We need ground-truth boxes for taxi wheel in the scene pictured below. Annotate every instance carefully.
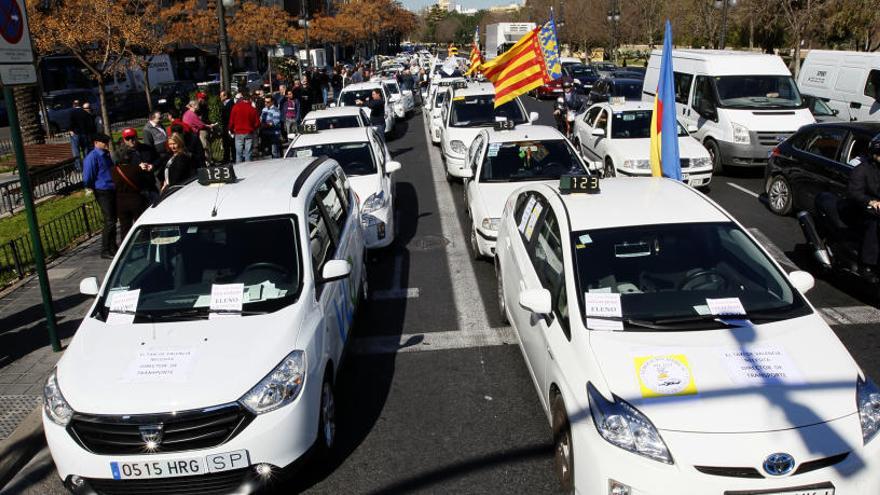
[552,394,575,493]
[470,226,483,260]
[603,158,616,178]
[496,261,509,324]
[767,175,792,216]
[317,373,337,457]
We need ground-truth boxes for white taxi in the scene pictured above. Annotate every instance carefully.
[440,82,537,181]
[286,127,400,249]
[299,106,369,131]
[463,123,591,259]
[496,176,880,494]
[335,82,395,136]
[45,159,367,493]
[573,101,713,187]
[381,79,414,119]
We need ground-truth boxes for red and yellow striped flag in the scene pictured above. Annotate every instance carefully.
[465,27,482,76]
[479,27,550,107]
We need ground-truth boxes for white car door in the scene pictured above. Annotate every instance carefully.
[464,134,485,209]
[370,131,394,212]
[589,108,610,158]
[505,191,551,407]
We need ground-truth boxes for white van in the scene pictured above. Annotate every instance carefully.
[798,50,880,122]
[643,50,815,172]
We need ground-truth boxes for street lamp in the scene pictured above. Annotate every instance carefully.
[606,1,620,65]
[713,0,737,49]
[298,0,310,80]
[217,0,234,94]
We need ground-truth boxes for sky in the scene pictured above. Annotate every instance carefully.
[400,0,519,12]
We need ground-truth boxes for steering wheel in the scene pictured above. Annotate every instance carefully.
[678,269,729,291]
[242,262,288,275]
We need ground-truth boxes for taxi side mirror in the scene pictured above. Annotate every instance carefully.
[432,108,441,119]
[591,128,606,137]
[529,111,540,124]
[79,276,99,296]
[460,167,473,179]
[385,161,402,174]
[287,133,297,140]
[329,103,337,108]
[319,260,351,284]
[519,288,552,315]
[687,124,699,133]
[788,270,815,294]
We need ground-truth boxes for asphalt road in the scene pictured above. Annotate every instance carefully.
[4,97,880,494]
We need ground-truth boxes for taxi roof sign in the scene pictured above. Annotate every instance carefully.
[494,119,515,131]
[610,96,626,106]
[297,123,318,134]
[197,165,237,185]
[559,174,600,195]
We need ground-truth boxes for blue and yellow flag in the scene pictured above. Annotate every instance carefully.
[649,20,682,180]
[537,17,562,81]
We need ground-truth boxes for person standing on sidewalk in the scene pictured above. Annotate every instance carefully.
[260,96,283,159]
[182,100,214,155]
[112,152,154,241]
[142,111,168,160]
[228,91,260,163]
[69,101,96,172]
[220,90,234,164]
[357,89,386,144]
[82,133,117,259]
[280,89,299,139]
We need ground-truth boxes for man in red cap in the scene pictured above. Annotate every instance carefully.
[114,127,159,198]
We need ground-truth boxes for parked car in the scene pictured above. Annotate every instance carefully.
[803,94,844,123]
[562,63,600,91]
[231,71,263,93]
[610,69,645,80]
[585,77,643,106]
[592,61,617,77]
[151,80,198,110]
[44,89,100,134]
[763,121,880,215]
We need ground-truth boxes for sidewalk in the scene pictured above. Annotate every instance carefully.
[0,234,109,441]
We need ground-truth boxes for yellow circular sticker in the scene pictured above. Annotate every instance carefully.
[635,354,698,398]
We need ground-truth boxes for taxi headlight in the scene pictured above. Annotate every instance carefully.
[691,156,712,169]
[858,376,880,445]
[240,351,306,414]
[481,217,500,232]
[44,370,74,426]
[450,140,467,155]
[588,382,673,464]
[362,191,387,214]
[623,159,651,170]
[732,122,750,144]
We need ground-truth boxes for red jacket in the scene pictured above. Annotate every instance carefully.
[228,101,260,135]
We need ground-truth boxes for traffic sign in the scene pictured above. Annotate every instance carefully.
[0,0,35,85]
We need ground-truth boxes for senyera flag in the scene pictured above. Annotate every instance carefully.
[649,20,682,180]
[479,17,562,108]
[465,26,482,76]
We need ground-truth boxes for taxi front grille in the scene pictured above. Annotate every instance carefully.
[68,403,254,455]
[84,468,251,495]
[755,131,794,147]
[695,451,849,479]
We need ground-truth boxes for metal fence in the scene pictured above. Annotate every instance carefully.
[0,200,102,284]
[0,162,83,215]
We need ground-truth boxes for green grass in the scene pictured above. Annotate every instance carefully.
[0,191,94,246]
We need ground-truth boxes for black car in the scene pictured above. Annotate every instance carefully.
[562,63,600,92]
[585,77,643,105]
[610,69,645,80]
[763,122,880,215]
[151,81,198,108]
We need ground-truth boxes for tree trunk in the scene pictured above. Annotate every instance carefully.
[13,85,45,145]
[793,37,801,78]
[142,58,153,115]
[96,79,113,150]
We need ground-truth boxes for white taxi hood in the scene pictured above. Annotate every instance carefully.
[721,108,815,132]
[589,313,859,433]
[445,126,483,150]
[57,307,306,415]
[611,137,709,161]
[348,173,381,205]
[476,180,556,220]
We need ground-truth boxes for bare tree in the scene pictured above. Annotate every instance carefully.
[778,0,823,76]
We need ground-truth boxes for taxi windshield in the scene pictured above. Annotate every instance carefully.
[480,140,586,182]
[714,75,803,109]
[309,116,361,130]
[98,217,300,322]
[384,82,400,95]
[339,90,374,106]
[612,111,687,139]
[287,142,376,176]
[450,96,527,127]
[571,222,810,329]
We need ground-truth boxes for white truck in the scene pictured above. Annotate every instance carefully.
[485,23,536,60]
[797,50,880,122]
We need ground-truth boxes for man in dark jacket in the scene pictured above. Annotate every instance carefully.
[69,101,97,171]
[220,90,234,163]
[357,89,386,143]
[847,133,880,281]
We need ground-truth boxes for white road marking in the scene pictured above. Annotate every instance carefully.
[727,182,760,198]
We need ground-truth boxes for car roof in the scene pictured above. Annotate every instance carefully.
[607,78,643,85]
[454,82,495,97]
[537,178,729,231]
[342,82,383,91]
[594,101,653,112]
[303,107,364,119]
[291,127,372,147]
[139,158,330,225]
[485,125,565,143]
[798,121,880,135]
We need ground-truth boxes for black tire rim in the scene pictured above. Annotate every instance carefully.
[604,160,615,178]
[768,177,790,213]
[321,380,336,449]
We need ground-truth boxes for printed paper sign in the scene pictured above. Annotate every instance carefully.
[518,197,537,233]
[122,347,196,383]
[524,203,543,240]
[634,354,698,398]
[106,289,140,325]
[585,293,623,331]
[706,297,746,316]
[210,283,244,316]
[719,346,804,386]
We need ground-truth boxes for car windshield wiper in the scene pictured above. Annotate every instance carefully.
[629,311,794,329]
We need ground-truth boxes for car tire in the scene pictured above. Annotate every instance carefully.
[445,167,455,183]
[470,225,483,260]
[552,394,575,494]
[604,158,616,178]
[705,138,724,174]
[767,174,793,216]
[316,372,337,458]
[496,260,509,324]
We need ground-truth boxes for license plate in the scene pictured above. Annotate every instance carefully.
[110,450,250,480]
[725,482,834,495]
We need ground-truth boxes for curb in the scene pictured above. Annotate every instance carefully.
[0,233,100,301]
[0,404,44,490]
